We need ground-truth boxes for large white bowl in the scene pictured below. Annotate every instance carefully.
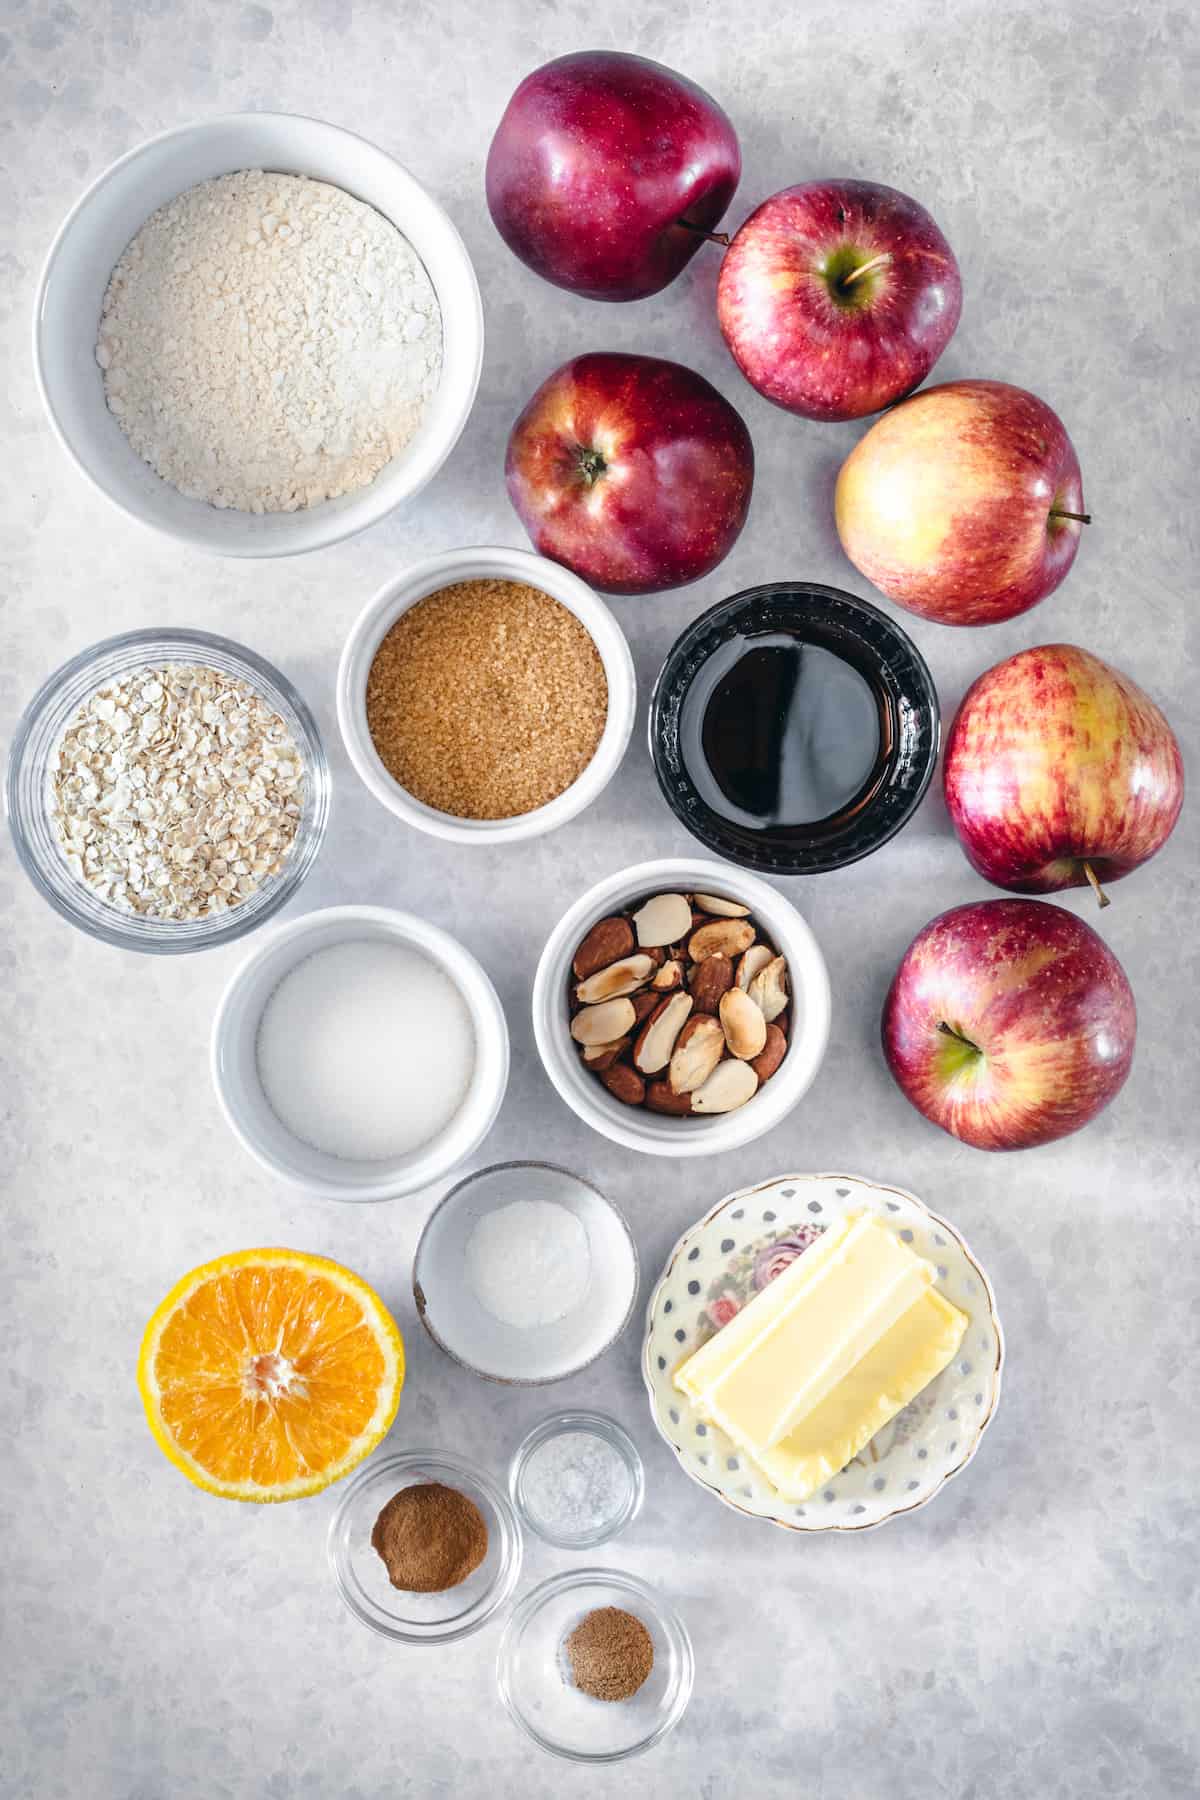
[532,859,831,1158]
[337,545,637,845]
[211,905,508,1201]
[33,113,483,557]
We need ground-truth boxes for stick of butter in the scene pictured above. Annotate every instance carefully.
[747,1287,968,1501]
[683,1214,936,1453]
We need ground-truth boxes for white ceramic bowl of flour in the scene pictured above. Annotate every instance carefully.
[211,905,508,1200]
[34,114,483,557]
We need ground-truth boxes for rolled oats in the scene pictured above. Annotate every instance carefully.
[50,663,304,921]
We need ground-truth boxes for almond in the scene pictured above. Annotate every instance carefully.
[633,991,693,1074]
[572,916,634,982]
[736,943,773,991]
[688,953,734,1014]
[774,1009,790,1038]
[668,1015,726,1094]
[693,893,751,918]
[692,1059,759,1114]
[601,1063,646,1107]
[574,953,655,1004]
[651,958,684,992]
[630,990,660,1024]
[748,954,789,1023]
[749,1023,787,1083]
[582,1038,628,1071]
[645,1080,694,1116]
[632,892,693,948]
[688,919,756,962]
[719,987,767,1060]
[571,997,637,1046]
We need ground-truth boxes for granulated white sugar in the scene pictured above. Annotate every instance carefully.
[465,1200,591,1329]
[96,169,442,513]
[255,941,474,1161]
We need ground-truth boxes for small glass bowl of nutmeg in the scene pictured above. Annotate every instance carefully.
[532,859,831,1158]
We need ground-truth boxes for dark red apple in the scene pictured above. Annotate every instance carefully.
[505,352,754,595]
[835,380,1087,624]
[944,645,1184,906]
[485,51,740,301]
[882,899,1136,1151]
[716,180,961,421]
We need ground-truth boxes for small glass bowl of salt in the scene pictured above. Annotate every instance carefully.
[509,1411,644,1550]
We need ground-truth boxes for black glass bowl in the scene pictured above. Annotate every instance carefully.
[649,582,939,875]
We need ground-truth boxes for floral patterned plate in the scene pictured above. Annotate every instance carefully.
[642,1173,1004,1533]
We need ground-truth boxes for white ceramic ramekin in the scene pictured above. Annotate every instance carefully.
[532,859,831,1158]
[33,113,483,557]
[337,545,637,845]
[211,905,509,1201]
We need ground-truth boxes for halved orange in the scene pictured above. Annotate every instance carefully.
[137,1249,404,1502]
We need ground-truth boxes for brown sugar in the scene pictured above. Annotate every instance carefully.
[370,1481,488,1592]
[564,1605,655,1702]
[365,578,608,820]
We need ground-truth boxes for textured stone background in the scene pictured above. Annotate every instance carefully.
[2,2,1197,1796]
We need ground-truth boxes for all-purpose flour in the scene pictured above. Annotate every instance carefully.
[96,170,442,513]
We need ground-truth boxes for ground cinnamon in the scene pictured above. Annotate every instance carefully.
[370,1481,488,1592]
[564,1605,654,1702]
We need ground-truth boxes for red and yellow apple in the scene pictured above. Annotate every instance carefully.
[881,898,1136,1151]
[505,352,754,594]
[944,645,1184,905]
[716,179,961,421]
[485,52,740,302]
[835,380,1087,624]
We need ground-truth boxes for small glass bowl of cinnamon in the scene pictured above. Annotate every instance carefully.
[327,1450,522,1645]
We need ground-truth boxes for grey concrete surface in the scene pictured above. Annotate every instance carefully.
[2,2,1197,1796]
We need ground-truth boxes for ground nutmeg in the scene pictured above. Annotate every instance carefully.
[370,1481,489,1592]
[564,1605,655,1702]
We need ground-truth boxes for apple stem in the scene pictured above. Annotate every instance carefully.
[937,1021,982,1056]
[1049,508,1092,525]
[1082,860,1111,908]
[840,252,893,289]
[676,218,732,247]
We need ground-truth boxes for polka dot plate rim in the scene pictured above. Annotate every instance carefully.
[641,1172,1004,1533]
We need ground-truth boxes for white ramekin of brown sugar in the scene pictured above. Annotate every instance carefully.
[336,545,636,845]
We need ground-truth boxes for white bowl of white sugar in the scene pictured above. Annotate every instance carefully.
[211,905,509,1201]
[34,114,483,557]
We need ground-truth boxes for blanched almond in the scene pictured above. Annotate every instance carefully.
[632,892,693,947]
[633,991,693,1074]
[601,1063,646,1106]
[736,943,773,991]
[571,997,637,1046]
[688,919,756,962]
[692,1059,759,1114]
[645,1080,694,1115]
[750,1024,787,1083]
[574,953,655,1004]
[668,1015,726,1094]
[748,954,789,1023]
[582,1038,627,1071]
[689,953,734,1014]
[651,958,684,992]
[573,916,634,981]
[719,987,767,1060]
[693,893,752,918]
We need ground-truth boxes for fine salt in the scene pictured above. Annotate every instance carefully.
[465,1200,590,1328]
[255,940,474,1161]
[521,1430,631,1540]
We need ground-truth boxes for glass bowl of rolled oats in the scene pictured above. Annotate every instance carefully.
[6,627,330,952]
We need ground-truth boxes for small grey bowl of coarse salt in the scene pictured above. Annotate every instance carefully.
[509,1412,645,1549]
[413,1163,639,1385]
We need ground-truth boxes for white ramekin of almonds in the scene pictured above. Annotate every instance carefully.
[532,860,831,1158]
[34,113,482,557]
